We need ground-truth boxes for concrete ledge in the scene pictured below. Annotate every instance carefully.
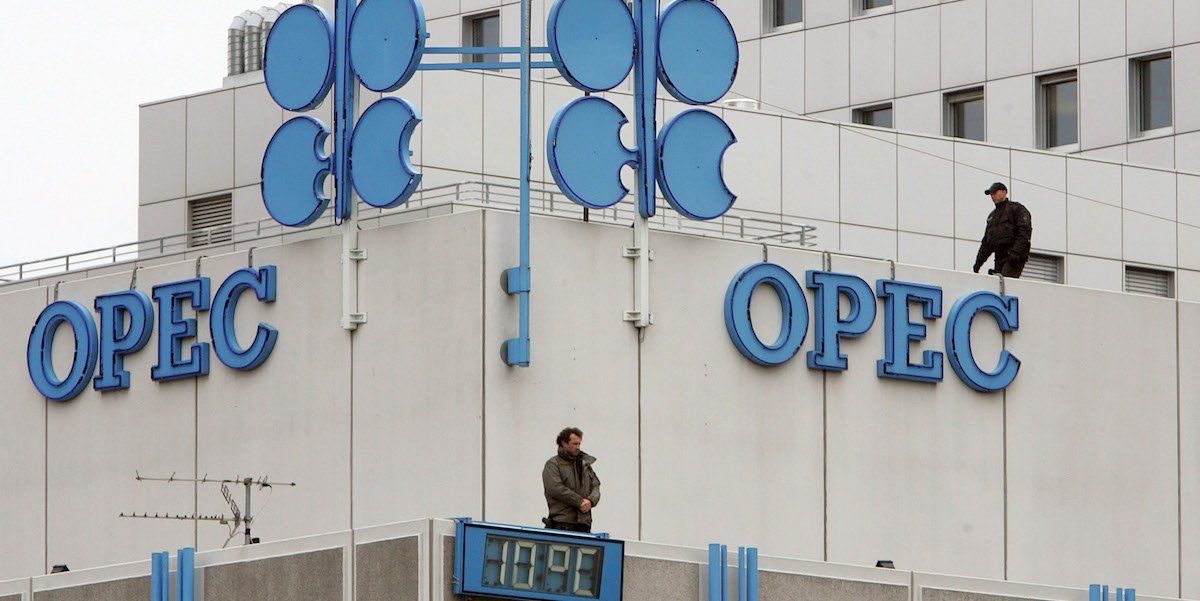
[203,548,342,601]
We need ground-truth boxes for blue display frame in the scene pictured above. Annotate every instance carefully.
[453,519,624,601]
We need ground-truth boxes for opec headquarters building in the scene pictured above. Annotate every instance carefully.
[6,2,1200,601]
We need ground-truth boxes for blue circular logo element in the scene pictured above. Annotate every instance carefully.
[656,109,736,220]
[724,263,809,367]
[264,4,336,112]
[657,0,738,105]
[546,96,638,209]
[261,116,333,227]
[350,98,423,208]
[547,0,636,92]
[349,0,427,92]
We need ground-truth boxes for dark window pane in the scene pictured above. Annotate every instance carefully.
[863,0,892,9]
[470,14,500,64]
[1139,57,1172,131]
[1045,79,1078,147]
[952,97,985,141]
[861,107,892,128]
[775,0,802,26]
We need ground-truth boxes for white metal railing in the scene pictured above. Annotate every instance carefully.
[0,182,817,287]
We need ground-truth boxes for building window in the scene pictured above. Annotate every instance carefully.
[1132,54,1172,133]
[862,0,892,10]
[1022,253,1064,284]
[771,0,803,28]
[853,104,892,128]
[188,196,233,248]
[1124,266,1173,298]
[464,12,500,65]
[1039,71,1078,149]
[945,88,985,141]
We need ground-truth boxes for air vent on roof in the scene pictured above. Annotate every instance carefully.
[188,196,234,248]
[1124,266,1173,298]
[227,4,291,76]
[1022,253,1063,284]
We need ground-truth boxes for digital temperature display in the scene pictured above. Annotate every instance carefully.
[453,520,624,601]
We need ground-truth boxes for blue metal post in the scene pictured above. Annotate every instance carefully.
[502,0,533,366]
[177,547,195,601]
[632,0,658,218]
[746,547,758,601]
[151,551,169,601]
[708,544,722,601]
[333,0,358,220]
[737,547,747,601]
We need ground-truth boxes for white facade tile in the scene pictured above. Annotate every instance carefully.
[953,142,1009,238]
[810,106,853,122]
[805,24,851,112]
[1178,269,1200,302]
[941,0,987,88]
[1065,254,1123,291]
[986,0,1032,79]
[1067,155,1122,207]
[1180,174,1200,227]
[807,0,850,28]
[1032,0,1080,72]
[734,40,763,101]
[1079,0,1126,62]
[233,84,282,189]
[955,237,981,271]
[840,127,897,229]
[1126,0,1173,54]
[895,6,941,96]
[1177,131,1200,174]
[1067,194,1122,259]
[898,231,955,269]
[1179,2,1200,46]
[483,75,545,183]
[761,31,806,115]
[139,100,186,204]
[1082,145,1129,162]
[1175,44,1200,134]
[850,14,896,105]
[1078,58,1128,150]
[894,91,943,135]
[897,133,955,236]
[1127,137,1177,170]
[422,71,483,174]
[1179,224,1200,271]
[1123,210,1177,266]
[231,185,269,226]
[840,224,897,259]
[1011,150,1067,253]
[896,0,940,11]
[985,75,1035,149]
[782,119,841,221]
[1123,165,1177,221]
[717,0,762,42]
[723,110,783,215]
[186,90,235,197]
[424,0,461,20]
[461,0,501,18]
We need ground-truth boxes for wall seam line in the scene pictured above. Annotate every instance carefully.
[481,210,487,521]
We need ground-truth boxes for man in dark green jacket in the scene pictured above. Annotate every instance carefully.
[542,427,601,533]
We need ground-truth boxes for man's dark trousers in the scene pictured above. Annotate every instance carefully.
[544,518,591,533]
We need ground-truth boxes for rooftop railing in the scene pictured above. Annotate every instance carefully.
[0,181,816,287]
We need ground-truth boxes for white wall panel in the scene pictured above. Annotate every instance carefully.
[841,224,897,259]
[384,73,424,166]
[1127,137,1176,170]
[1032,0,1079,72]
[139,100,187,205]
[1125,0,1173,55]
[1177,270,1200,302]
[1175,44,1200,134]
[231,185,269,226]
[1006,281,1179,597]
[825,259,1004,578]
[0,287,48,580]
[1082,145,1128,163]
[898,134,955,236]
[737,40,763,102]
[1079,0,1126,62]
[1066,194,1122,260]
[483,214,640,539]
[186,91,235,197]
[138,198,187,246]
[353,212,483,529]
[1123,165,1177,221]
[841,127,897,229]
[642,236,826,560]
[1123,211,1177,267]
[807,0,850,28]
[1181,302,1200,598]
[1079,58,1129,150]
[895,7,942,96]
[760,32,806,115]
[782,118,840,222]
[1179,173,1200,227]
[806,24,851,112]
[1065,254,1122,291]
[1179,224,1200,271]
[941,0,986,88]
[47,267,195,572]
[195,239,351,551]
[1011,151,1067,253]
[953,143,1009,239]
[894,91,943,135]
[423,71,484,175]
[424,0,460,22]
[717,0,761,42]
[725,110,783,215]
[896,0,939,11]
[986,0,1032,79]
[850,14,896,105]
[483,75,545,183]
[1177,131,1200,174]
[233,83,282,188]
[985,75,1035,149]
[897,231,955,269]
[1179,2,1200,46]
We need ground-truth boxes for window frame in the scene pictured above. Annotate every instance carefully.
[943,87,986,141]
[462,10,502,66]
[1036,70,1079,152]
[855,0,894,17]
[853,103,894,129]
[765,0,804,32]
[1129,52,1173,139]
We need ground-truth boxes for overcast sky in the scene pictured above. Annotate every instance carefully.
[0,2,259,267]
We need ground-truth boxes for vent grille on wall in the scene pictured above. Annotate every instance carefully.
[188,196,234,247]
[1022,253,1063,284]
[228,3,293,76]
[1124,266,1173,298]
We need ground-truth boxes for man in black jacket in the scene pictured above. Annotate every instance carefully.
[973,182,1033,278]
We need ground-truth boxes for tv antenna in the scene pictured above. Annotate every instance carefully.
[120,472,296,547]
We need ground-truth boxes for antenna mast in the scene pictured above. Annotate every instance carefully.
[120,472,296,547]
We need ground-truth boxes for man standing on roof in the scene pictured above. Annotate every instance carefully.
[542,427,601,533]
[973,182,1033,278]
